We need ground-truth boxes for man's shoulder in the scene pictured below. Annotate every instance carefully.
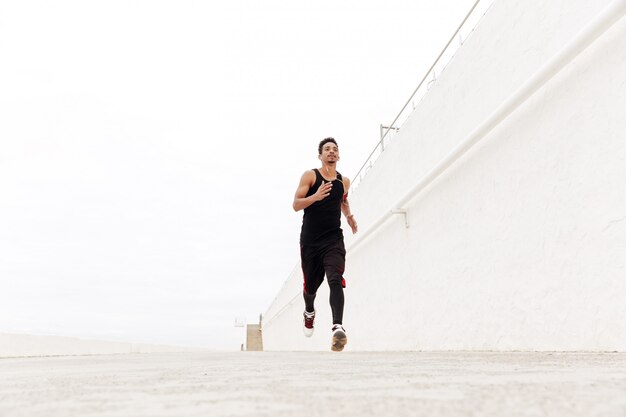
[301,169,317,178]
[300,169,317,185]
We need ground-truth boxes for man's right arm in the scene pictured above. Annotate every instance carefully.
[293,170,332,212]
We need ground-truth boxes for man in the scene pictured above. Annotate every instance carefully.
[292,137,358,352]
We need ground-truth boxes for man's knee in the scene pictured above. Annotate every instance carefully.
[327,275,344,289]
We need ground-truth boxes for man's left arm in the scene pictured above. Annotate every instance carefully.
[341,177,358,234]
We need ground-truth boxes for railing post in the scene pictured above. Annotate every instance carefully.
[391,209,410,228]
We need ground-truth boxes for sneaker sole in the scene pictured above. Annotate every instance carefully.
[331,331,347,352]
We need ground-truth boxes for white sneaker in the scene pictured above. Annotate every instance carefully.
[303,310,315,337]
[331,324,347,352]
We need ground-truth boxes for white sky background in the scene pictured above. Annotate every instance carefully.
[0,0,479,349]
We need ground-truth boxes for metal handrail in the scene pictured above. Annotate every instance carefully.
[347,0,626,254]
[351,0,484,191]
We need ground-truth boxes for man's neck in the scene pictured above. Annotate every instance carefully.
[320,163,337,178]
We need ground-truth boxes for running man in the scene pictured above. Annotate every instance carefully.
[292,137,358,351]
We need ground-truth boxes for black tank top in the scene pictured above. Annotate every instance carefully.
[300,169,344,246]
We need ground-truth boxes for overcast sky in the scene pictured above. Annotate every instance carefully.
[0,0,486,349]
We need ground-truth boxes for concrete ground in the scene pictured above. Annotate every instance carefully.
[1,352,625,417]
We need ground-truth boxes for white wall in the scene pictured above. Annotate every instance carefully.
[0,333,206,357]
[263,0,626,351]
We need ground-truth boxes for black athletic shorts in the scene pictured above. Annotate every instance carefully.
[300,239,346,295]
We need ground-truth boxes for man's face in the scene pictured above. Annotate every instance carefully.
[319,142,339,163]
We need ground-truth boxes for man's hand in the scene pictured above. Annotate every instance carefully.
[347,214,358,234]
[312,181,333,202]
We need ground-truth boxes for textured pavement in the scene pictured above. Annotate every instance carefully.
[1,351,626,417]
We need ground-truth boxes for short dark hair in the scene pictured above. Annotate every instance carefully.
[318,137,338,154]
